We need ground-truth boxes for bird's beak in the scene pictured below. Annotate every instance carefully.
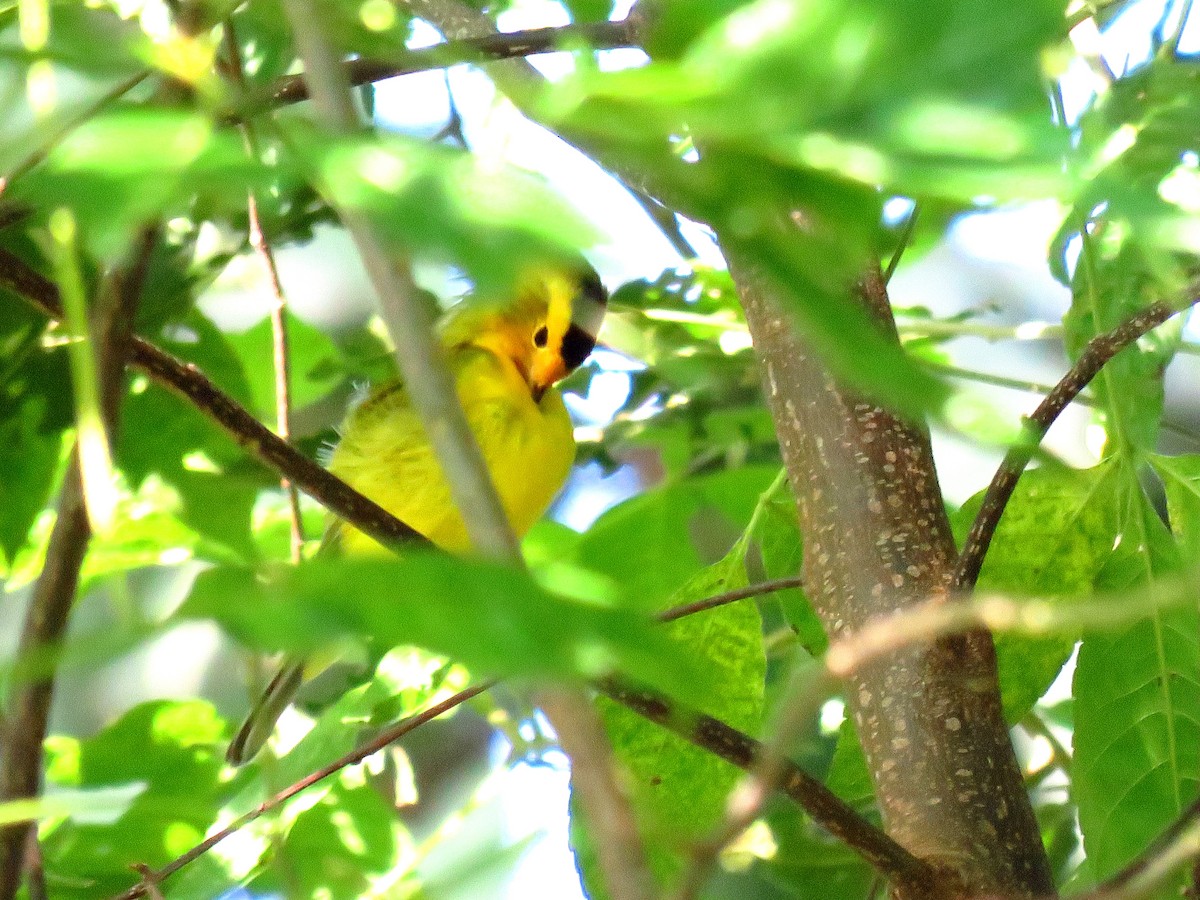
[530,356,567,403]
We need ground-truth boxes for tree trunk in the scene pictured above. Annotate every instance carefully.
[730,255,1056,897]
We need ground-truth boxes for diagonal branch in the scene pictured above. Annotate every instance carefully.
[0,247,429,551]
[952,295,1198,592]
[595,679,940,897]
[108,681,496,900]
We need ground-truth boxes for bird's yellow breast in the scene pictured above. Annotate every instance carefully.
[327,346,575,555]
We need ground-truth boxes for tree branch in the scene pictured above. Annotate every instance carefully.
[267,19,636,109]
[0,228,157,900]
[595,679,940,897]
[627,188,701,261]
[0,247,942,898]
[656,576,806,623]
[952,296,1197,592]
[734,258,1054,896]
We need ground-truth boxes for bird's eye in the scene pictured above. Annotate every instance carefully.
[533,325,549,348]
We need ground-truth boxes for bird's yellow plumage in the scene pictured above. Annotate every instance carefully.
[227,265,607,765]
[328,290,580,554]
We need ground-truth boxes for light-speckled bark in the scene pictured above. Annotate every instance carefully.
[730,256,1055,898]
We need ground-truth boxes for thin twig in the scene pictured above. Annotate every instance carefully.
[928,360,1200,448]
[1019,711,1071,775]
[432,71,467,147]
[0,229,157,900]
[952,295,1198,592]
[266,19,636,109]
[628,188,700,261]
[127,866,163,900]
[825,574,1200,680]
[109,681,495,900]
[656,576,806,623]
[224,20,306,562]
[883,203,919,285]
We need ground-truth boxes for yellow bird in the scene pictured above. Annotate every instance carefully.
[227,265,607,765]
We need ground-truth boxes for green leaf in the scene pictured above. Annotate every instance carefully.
[180,554,711,702]
[1072,475,1200,883]
[121,310,268,560]
[563,0,615,23]
[223,311,349,419]
[0,346,69,567]
[1153,454,1200,561]
[0,784,144,828]
[641,0,758,59]
[553,0,1066,202]
[11,110,255,244]
[1064,240,1186,458]
[816,718,878,858]
[536,0,1068,415]
[574,541,765,894]
[824,718,875,810]
[1054,55,1200,280]
[10,110,296,260]
[573,465,780,608]
[293,125,598,298]
[748,474,824,654]
[762,800,873,900]
[265,781,406,900]
[40,701,229,898]
[0,3,146,78]
[269,649,456,784]
[955,464,1124,721]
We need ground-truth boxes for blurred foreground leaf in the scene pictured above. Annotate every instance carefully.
[181,554,712,702]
